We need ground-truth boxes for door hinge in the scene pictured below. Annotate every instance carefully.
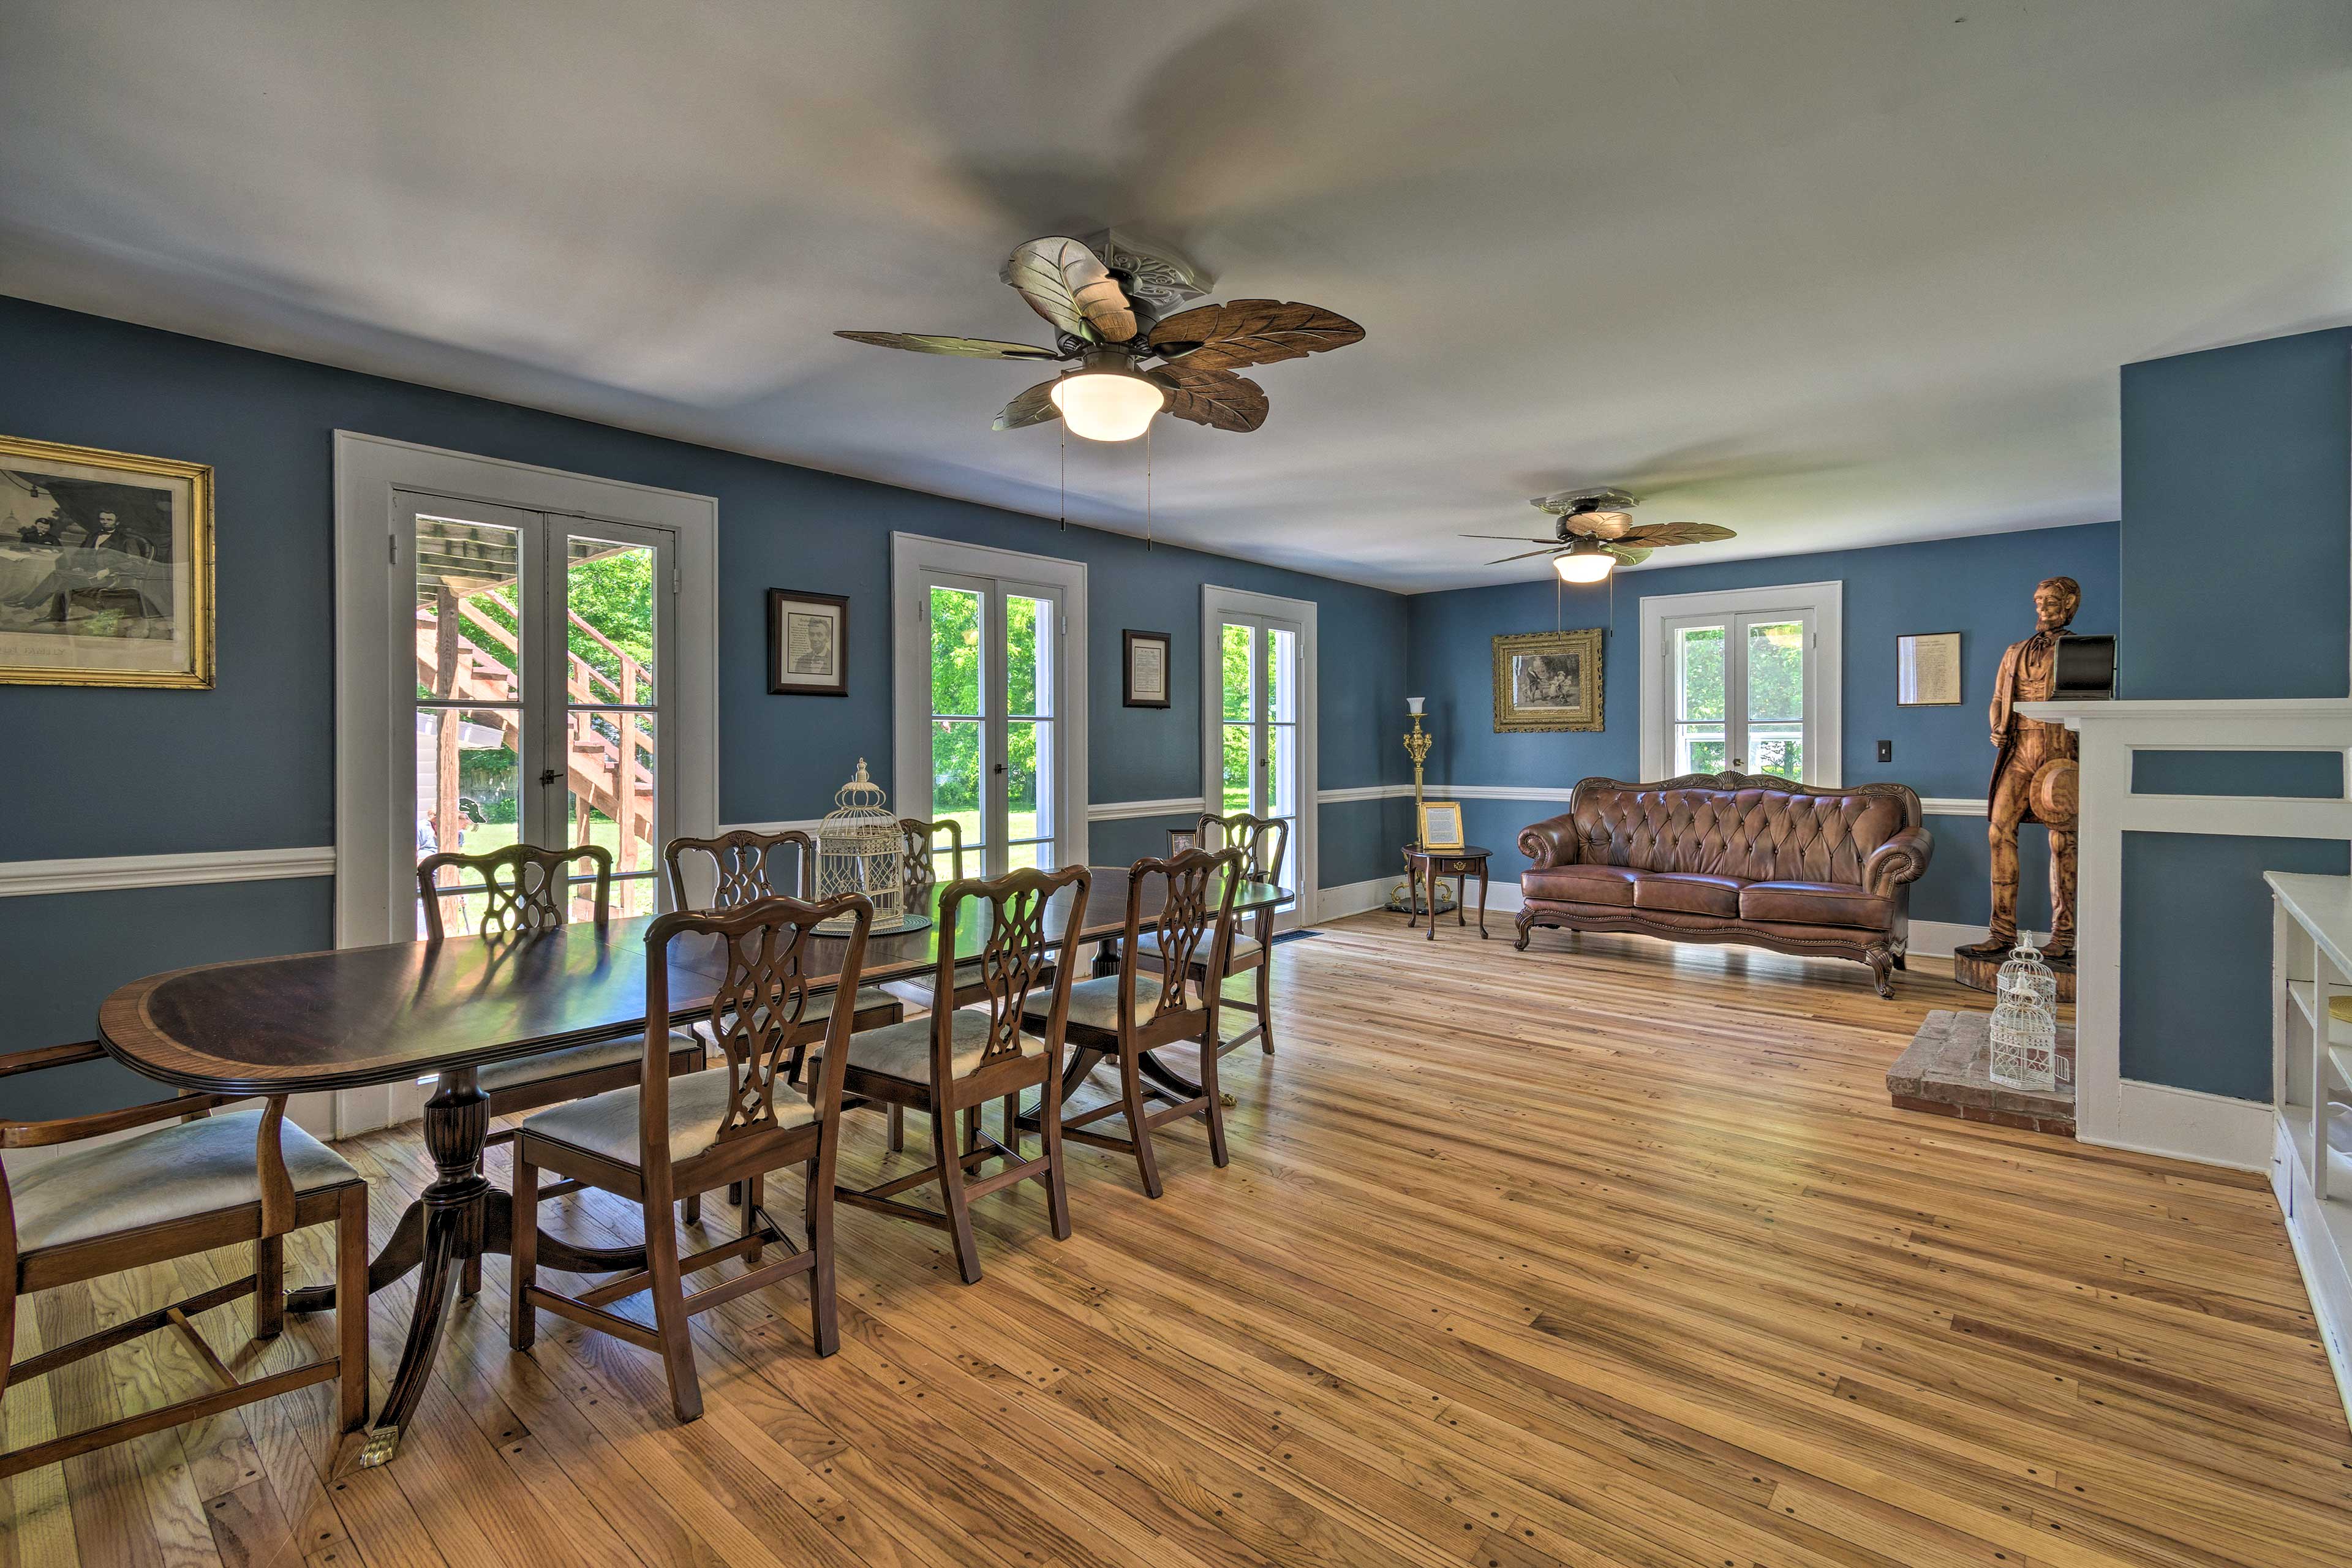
[389,533,398,565]
[673,567,680,594]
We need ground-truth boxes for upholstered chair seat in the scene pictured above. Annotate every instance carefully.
[9,1108,358,1253]
[816,1009,1035,1084]
[1132,930,1259,964]
[518,1066,810,1169]
[478,1029,704,1096]
[1028,972,1165,1036]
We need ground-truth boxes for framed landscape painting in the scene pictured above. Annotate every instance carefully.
[0,434,213,688]
[1493,628,1603,732]
[768,588,848,696]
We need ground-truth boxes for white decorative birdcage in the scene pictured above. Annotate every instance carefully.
[1988,937,2059,1091]
[813,759,908,933]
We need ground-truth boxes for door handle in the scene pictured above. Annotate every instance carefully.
[539,769,559,786]
[993,763,1006,775]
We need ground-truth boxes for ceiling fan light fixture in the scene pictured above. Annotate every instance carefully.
[1050,359,1166,442]
[1553,540,1614,584]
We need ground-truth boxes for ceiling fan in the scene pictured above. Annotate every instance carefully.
[835,233,1363,442]
[1466,488,1736,582]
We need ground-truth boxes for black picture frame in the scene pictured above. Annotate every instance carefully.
[1123,628,1172,709]
[768,589,849,697]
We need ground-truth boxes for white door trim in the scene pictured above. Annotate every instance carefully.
[1638,579,1843,785]
[888,532,1090,871]
[1200,584,1319,919]
[333,432,718,1135]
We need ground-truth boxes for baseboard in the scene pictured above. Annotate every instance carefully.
[1314,876,1395,922]
[2273,1112,2352,1434]
[2078,1078,2274,1172]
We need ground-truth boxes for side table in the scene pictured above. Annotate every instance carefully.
[1404,845,1491,941]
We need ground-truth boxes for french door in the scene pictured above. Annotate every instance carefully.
[892,536,1086,880]
[401,492,678,938]
[1661,608,1818,780]
[1202,587,1317,927]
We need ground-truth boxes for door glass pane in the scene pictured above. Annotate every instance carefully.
[1746,621,1804,722]
[1268,723,1298,818]
[417,708,521,865]
[563,712,657,875]
[1265,627,1297,724]
[1008,594,1051,717]
[606,876,660,919]
[567,535,657,706]
[1749,726,1803,778]
[1675,725,1727,775]
[931,587,982,717]
[932,717,982,851]
[1008,718,1053,843]
[415,516,521,703]
[1221,622,1253,720]
[1222,723,1253,814]
[1674,625,1724,722]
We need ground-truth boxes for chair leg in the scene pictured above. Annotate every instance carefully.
[336,1184,371,1432]
[962,1104,981,1158]
[643,1204,703,1424]
[254,1235,285,1340]
[931,1103,983,1284]
[744,1174,765,1265]
[888,1103,905,1153]
[1256,952,1276,1055]
[460,1250,483,1300]
[1118,1047,1164,1199]
[727,1181,744,1205]
[1041,1076,1071,1242]
[806,1151,839,1357]
[509,1145,539,1351]
[682,1193,701,1226]
[1002,1093,1021,1159]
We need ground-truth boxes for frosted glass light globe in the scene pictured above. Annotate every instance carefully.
[1050,369,1166,442]
[1553,547,1613,584]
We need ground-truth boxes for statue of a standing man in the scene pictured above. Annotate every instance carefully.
[1960,576,2079,962]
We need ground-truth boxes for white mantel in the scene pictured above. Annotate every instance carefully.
[2019,697,2352,1169]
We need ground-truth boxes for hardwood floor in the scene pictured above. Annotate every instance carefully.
[9,914,2351,1567]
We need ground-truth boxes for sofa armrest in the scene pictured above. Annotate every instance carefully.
[1518,812,1582,870]
[1863,825,1934,899]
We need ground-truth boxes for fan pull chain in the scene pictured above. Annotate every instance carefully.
[1058,428,1067,530]
[1145,422,1154,552]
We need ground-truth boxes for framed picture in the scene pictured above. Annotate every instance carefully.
[1167,826,1199,856]
[1897,631,1962,706]
[1493,628,1604,732]
[1123,628,1171,708]
[767,589,848,696]
[0,434,213,688]
[1418,799,1466,852]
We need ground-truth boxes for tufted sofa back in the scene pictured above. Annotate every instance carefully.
[1568,773,1918,888]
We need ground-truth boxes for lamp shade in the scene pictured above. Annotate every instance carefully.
[1553,543,1613,584]
[1050,366,1166,442]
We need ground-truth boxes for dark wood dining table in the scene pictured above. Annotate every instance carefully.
[96,865,1289,1468]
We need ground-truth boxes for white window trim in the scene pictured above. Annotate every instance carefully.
[332,432,719,1132]
[1200,584,1319,920]
[889,532,1090,870]
[1638,580,1842,785]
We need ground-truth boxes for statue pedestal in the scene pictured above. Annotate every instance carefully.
[1951,946,2075,1002]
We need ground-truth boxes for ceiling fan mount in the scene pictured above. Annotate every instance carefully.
[1461,488,1736,579]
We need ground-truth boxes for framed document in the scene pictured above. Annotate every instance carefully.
[768,589,849,696]
[1896,631,1961,706]
[1123,628,1171,708]
[1417,799,1466,852]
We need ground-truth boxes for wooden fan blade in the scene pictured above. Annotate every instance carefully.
[1148,300,1365,371]
[993,379,1062,431]
[1149,361,1268,432]
[1614,521,1736,548]
[1001,237,1134,342]
[835,331,1060,360]
[1486,547,1567,564]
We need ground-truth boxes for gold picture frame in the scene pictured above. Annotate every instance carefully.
[0,434,214,688]
[1417,799,1466,852]
[1493,628,1602,732]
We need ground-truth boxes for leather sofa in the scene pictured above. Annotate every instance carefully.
[1513,771,1933,997]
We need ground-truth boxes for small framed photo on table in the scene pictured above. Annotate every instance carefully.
[768,589,848,697]
[1896,631,1962,706]
[1123,628,1171,708]
[1417,800,1466,853]
[1167,826,1199,856]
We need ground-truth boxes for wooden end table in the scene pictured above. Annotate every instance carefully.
[1404,845,1491,940]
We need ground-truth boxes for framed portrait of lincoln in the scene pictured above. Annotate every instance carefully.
[0,434,214,688]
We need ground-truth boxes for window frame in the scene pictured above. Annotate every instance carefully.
[1638,580,1842,786]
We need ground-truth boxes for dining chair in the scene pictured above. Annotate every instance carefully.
[877,815,970,1151]
[1131,813,1287,1056]
[509,889,875,1424]
[1033,847,1242,1197]
[0,1043,369,1479]
[833,864,1088,1284]
[417,841,706,1295]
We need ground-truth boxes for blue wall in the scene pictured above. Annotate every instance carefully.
[0,295,1409,1110]
[1403,522,2120,927]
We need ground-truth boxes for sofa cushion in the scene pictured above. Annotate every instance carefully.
[1521,864,1639,907]
[1632,872,1745,918]
[1740,880,1894,930]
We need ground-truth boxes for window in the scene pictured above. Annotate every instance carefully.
[892,535,1088,875]
[1640,581,1841,785]
[1202,585,1317,924]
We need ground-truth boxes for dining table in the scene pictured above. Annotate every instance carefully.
[96,865,1290,1468]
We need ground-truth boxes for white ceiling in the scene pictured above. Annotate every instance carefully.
[4,1,2350,592]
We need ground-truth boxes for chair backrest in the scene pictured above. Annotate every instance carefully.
[929,864,1088,1079]
[663,828,815,911]
[1198,812,1289,886]
[640,892,873,1175]
[1124,848,1243,1036]
[417,842,611,938]
[898,817,966,907]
